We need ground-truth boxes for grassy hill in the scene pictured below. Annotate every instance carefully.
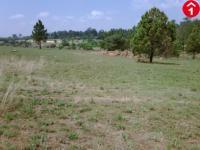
[0,46,199,149]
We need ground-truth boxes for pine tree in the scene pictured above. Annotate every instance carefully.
[131,8,176,63]
[32,20,48,49]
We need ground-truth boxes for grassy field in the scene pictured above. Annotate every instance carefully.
[0,46,199,150]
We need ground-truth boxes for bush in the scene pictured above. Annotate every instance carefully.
[71,43,76,49]
[100,34,128,51]
[46,43,56,48]
[172,40,182,57]
[79,42,93,50]
[58,44,64,50]
[61,39,70,47]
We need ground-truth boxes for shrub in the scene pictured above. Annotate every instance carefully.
[79,42,93,50]
[61,39,70,47]
[101,34,128,51]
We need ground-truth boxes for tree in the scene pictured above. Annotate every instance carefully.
[32,20,48,49]
[101,34,128,51]
[131,7,176,63]
[177,18,198,50]
[162,20,177,57]
[99,28,134,51]
[186,24,200,59]
[85,27,98,38]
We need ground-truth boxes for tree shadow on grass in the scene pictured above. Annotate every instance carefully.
[137,60,180,65]
[152,61,180,65]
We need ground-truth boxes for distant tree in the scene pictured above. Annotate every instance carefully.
[19,34,23,38]
[99,28,134,51]
[98,30,105,39]
[131,7,176,63]
[12,34,18,40]
[186,24,200,59]
[32,20,48,49]
[61,39,70,47]
[85,27,98,39]
[79,42,94,50]
[101,34,128,51]
[176,19,200,51]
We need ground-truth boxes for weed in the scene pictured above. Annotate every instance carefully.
[3,112,16,121]
[27,133,47,150]
[3,130,18,138]
[68,132,79,140]
[115,124,126,130]
[115,114,125,121]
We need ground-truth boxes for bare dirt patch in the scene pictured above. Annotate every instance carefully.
[98,50,133,58]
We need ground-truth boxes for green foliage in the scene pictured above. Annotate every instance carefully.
[68,132,78,140]
[48,27,97,39]
[78,39,98,50]
[71,42,76,49]
[85,27,98,39]
[185,24,200,59]
[99,28,134,51]
[32,20,48,49]
[101,34,129,51]
[172,40,182,57]
[58,39,70,49]
[58,44,64,50]
[3,113,16,121]
[79,42,93,50]
[131,7,176,63]
[176,18,200,50]
[61,39,70,47]
[4,142,17,150]
[3,130,18,138]
[27,133,47,150]
[115,114,125,121]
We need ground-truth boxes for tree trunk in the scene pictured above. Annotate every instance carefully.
[192,52,195,59]
[149,51,154,63]
[39,42,42,49]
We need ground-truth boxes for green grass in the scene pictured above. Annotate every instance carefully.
[68,132,79,140]
[0,46,199,149]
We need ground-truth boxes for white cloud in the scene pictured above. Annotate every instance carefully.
[159,0,182,9]
[79,17,87,23]
[52,15,75,23]
[9,14,25,20]
[66,16,74,20]
[105,16,112,21]
[52,15,60,21]
[38,12,50,18]
[131,0,182,10]
[91,10,104,17]
[87,10,112,20]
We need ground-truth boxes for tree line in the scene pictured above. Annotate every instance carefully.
[0,7,199,63]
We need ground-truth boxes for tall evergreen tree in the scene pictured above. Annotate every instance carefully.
[32,20,48,49]
[131,8,176,63]
[186,24,200,59]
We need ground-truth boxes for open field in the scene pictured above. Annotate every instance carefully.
[0,46,200,149]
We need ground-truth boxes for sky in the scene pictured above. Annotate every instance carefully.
[0,0,199,37]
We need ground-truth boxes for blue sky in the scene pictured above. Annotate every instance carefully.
[0,0,198,37]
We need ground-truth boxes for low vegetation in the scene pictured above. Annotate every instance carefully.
[0,46,199,149]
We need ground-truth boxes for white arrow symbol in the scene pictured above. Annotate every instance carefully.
[187,2,196,7]
[188,7,194,15]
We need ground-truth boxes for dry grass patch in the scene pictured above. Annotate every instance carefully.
[0,56,45,114]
